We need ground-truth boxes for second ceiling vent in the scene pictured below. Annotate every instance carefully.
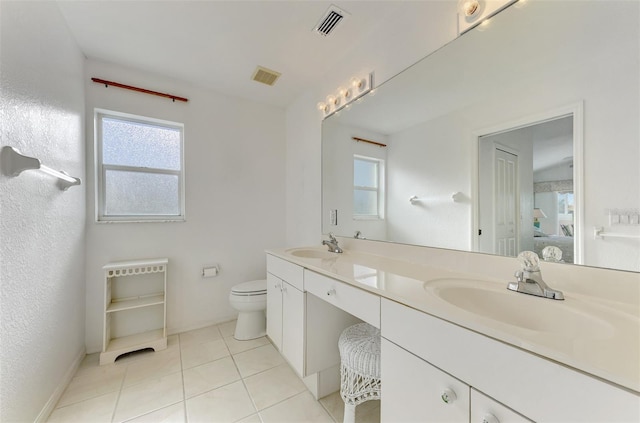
[314,5,349,37]
[251,66,281,86]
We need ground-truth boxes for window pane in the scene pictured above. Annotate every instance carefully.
[354,159,378,188]
[102,117,181,170]
[354,189,378,216]
[105,169,180,216]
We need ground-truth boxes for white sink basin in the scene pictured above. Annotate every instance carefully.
[287,248,341,260]
[424,278,614,338]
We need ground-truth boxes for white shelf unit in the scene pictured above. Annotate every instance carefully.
[100,258,168,365]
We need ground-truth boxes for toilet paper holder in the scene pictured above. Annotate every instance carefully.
[202,265,220,278]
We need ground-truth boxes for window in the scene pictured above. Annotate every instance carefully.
[353,155,384,219]
[557,192,574,216]
[95,110,185,222]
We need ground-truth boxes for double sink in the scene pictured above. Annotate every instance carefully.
[285,247,629,341]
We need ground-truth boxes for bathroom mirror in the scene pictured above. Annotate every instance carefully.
[322,0,639,272]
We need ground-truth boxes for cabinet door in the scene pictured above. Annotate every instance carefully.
[266,273,283,350]
[282,282,305,377]
[381,339,469,423]
[471,389,532,423]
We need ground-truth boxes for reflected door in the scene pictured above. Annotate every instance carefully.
[494,148,518,256]
[479,144,519,256]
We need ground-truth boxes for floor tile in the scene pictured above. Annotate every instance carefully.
[57,363,126,407]
[259,391,334,423]
[224,335,270,355]
[123,348,181,387]
[236,414,263,423]
[47,391,118,423]
[49,324,349,423]
[244,363,306,410]
[232,344,285,378]
[179,325,222,347]
[181,338,229,370]
[114,371,183,422]
[124,402,186,423]
[320,391,380,423]
[186,380,256,423]
[218,320,237,338]
[183,356,241,399]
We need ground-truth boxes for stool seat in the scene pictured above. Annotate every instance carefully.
[338,323,381,423]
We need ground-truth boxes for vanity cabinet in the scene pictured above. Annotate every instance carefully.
[382,338,531,423]
[381,338,470,422]
[381,298,639,422]
[100,258,168,365]
[266,255,305,377]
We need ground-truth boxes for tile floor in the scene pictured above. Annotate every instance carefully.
[47,321,380,423]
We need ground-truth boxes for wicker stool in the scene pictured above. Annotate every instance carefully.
[338,322,381,423]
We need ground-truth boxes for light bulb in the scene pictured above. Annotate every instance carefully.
[317,102,329,113]
[458,0,480,17]
[351,77,366,92]
[326,95,340,108]
[339,86,351,100]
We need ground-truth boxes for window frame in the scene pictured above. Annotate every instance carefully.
[353,154,385,220]
[95,109,186,223]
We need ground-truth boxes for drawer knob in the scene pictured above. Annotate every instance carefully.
[327,288,336,296]
[441,389,457,404]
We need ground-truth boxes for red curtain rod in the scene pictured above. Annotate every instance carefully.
[91,78,189,102]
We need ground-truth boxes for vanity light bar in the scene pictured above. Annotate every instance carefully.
[317,73,373,118]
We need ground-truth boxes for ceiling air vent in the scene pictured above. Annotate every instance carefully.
[314,5,349,37]
[251,66,281,86]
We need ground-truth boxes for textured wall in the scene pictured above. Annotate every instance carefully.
[0,2,86,421]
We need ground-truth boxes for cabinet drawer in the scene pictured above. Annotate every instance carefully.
[304,270,380,328]
[471,389,532,423]
[267,254,304,291]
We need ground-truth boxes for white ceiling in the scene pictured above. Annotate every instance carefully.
[56,0,450,108]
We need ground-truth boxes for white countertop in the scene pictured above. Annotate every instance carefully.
[266,247,640,394]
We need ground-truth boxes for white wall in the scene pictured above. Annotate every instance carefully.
[285,1,458,247]
[0,2,86,421]
[84,60,286,352]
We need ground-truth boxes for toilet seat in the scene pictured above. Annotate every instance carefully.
[231,279,267,296]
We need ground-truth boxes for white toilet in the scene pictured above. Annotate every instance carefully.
[229,279,267,340]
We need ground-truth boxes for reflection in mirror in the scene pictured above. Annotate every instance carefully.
[477,114,576,264]
[321,1,639,272]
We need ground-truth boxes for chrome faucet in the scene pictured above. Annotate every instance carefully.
[507,251,564,300]
[322,233,343,253]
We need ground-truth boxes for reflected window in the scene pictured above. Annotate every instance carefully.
[558,192,574,215]
[353,155,384,219]
[96,110,185,222]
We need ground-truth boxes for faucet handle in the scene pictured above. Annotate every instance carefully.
[514,270,524,283]
[517,251,540,272]
[328,232,337,242]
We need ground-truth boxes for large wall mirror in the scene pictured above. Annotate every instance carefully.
[322,1,639,272]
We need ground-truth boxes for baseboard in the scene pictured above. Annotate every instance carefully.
[167,315,237,336]
[35,346,86,423]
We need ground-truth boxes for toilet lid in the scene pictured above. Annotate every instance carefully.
[232,279,267,295]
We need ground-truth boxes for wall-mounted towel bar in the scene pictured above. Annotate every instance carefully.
[593,227,640,240]
[1,146,81,190]
[409,192,464,204]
